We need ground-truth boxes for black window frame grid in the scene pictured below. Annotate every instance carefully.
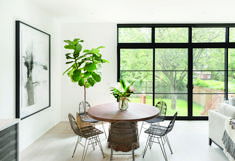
[117,24,235,120]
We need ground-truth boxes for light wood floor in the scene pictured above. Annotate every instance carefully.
[21,121,228,161]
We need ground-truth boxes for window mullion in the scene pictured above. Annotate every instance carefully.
[188,27,193,118]
[152,27,155,106]
[225,27,229,99]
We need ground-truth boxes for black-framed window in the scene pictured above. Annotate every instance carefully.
[117,24,235,120]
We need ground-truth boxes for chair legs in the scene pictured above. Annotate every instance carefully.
[143,135,151,158]
[72,136,104,161]
[72,136,81,158]
[81,139,88,161]
[143,134,173,161]
[158,137,168,161]
[102,122,107,139]
[96,136,105,158]
[140,122,144,135]
[165,135,173,154]
[149,135,154,149]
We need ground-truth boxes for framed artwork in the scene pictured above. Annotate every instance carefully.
[16,21,51,119]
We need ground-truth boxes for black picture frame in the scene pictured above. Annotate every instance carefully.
[16,20,51,119]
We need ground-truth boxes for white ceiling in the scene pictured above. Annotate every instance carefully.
[31,0,235,23]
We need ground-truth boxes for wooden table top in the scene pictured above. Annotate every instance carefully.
[88,102,159,122]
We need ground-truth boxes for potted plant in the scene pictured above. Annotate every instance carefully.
[63,38,109,112]
[110,79,135,111]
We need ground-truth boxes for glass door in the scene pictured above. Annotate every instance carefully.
[155,49,188,116]
[192,48,225,116]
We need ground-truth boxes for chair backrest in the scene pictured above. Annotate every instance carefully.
[79,101,91,115]
[76,112,91,128]
[165,112,178,135]
[108,121,138,145]
[68,113,83,136]
[155,101,167,120]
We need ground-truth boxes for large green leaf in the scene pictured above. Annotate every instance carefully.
[87,77,95,86]
[73,69,81,77]
[97,46,105,49]
[67,68,75,77]
[66,56,73,59]
[83,49,90,53]
[74,53,79,58]
[66,61,74,64]
[119,79,126,90]
[93,54,101,61]
[73,38,80,42]
[92,72,101,82]
[64,44,74,49]
[64,40,73,45]
[83,72,91,78]
[78,78,85,86]
[70,77,76,82]
[101,59,109,63]
[75,44,82,55]
[84,63,97,72]
[65,53,72,56]
[91,48,100,54]
[71,74,80,82]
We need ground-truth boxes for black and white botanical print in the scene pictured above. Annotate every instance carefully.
[16,21,50,119]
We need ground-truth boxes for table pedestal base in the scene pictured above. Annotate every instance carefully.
[108,122,139,152]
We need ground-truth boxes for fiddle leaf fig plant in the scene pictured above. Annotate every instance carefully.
[63,38,109,105]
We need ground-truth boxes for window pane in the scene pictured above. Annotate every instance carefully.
[229,71,235,93]
[193,71,225,93]
[155,71,187,93]
[192,28,225,42]
[120,49,153,70]
[193,48,225,70]
[155,28,188,43]
[129,94,153,105]
[155,94,187,116]
[120,71,152,93]
[228,49,235,70]
[155,49,188,70]
[119,28,151,43]
[193,94,224,116]
[229,28,235,42]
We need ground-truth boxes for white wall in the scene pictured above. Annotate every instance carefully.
[60,23,117,120]
[0,0,61,151]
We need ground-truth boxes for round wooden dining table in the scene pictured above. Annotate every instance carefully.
[88,102,159,152]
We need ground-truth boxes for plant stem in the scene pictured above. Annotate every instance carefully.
[121,99,125,109]
[84,85,86,113]
[121,97,126,109]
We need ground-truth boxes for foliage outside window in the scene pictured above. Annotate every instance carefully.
[118,25,235,118]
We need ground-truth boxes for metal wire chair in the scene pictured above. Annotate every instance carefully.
[108,121,138,161]
[78,101,107,138]
[140,101,167,134]
[143,112,177,161]
[68,113,105,161]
